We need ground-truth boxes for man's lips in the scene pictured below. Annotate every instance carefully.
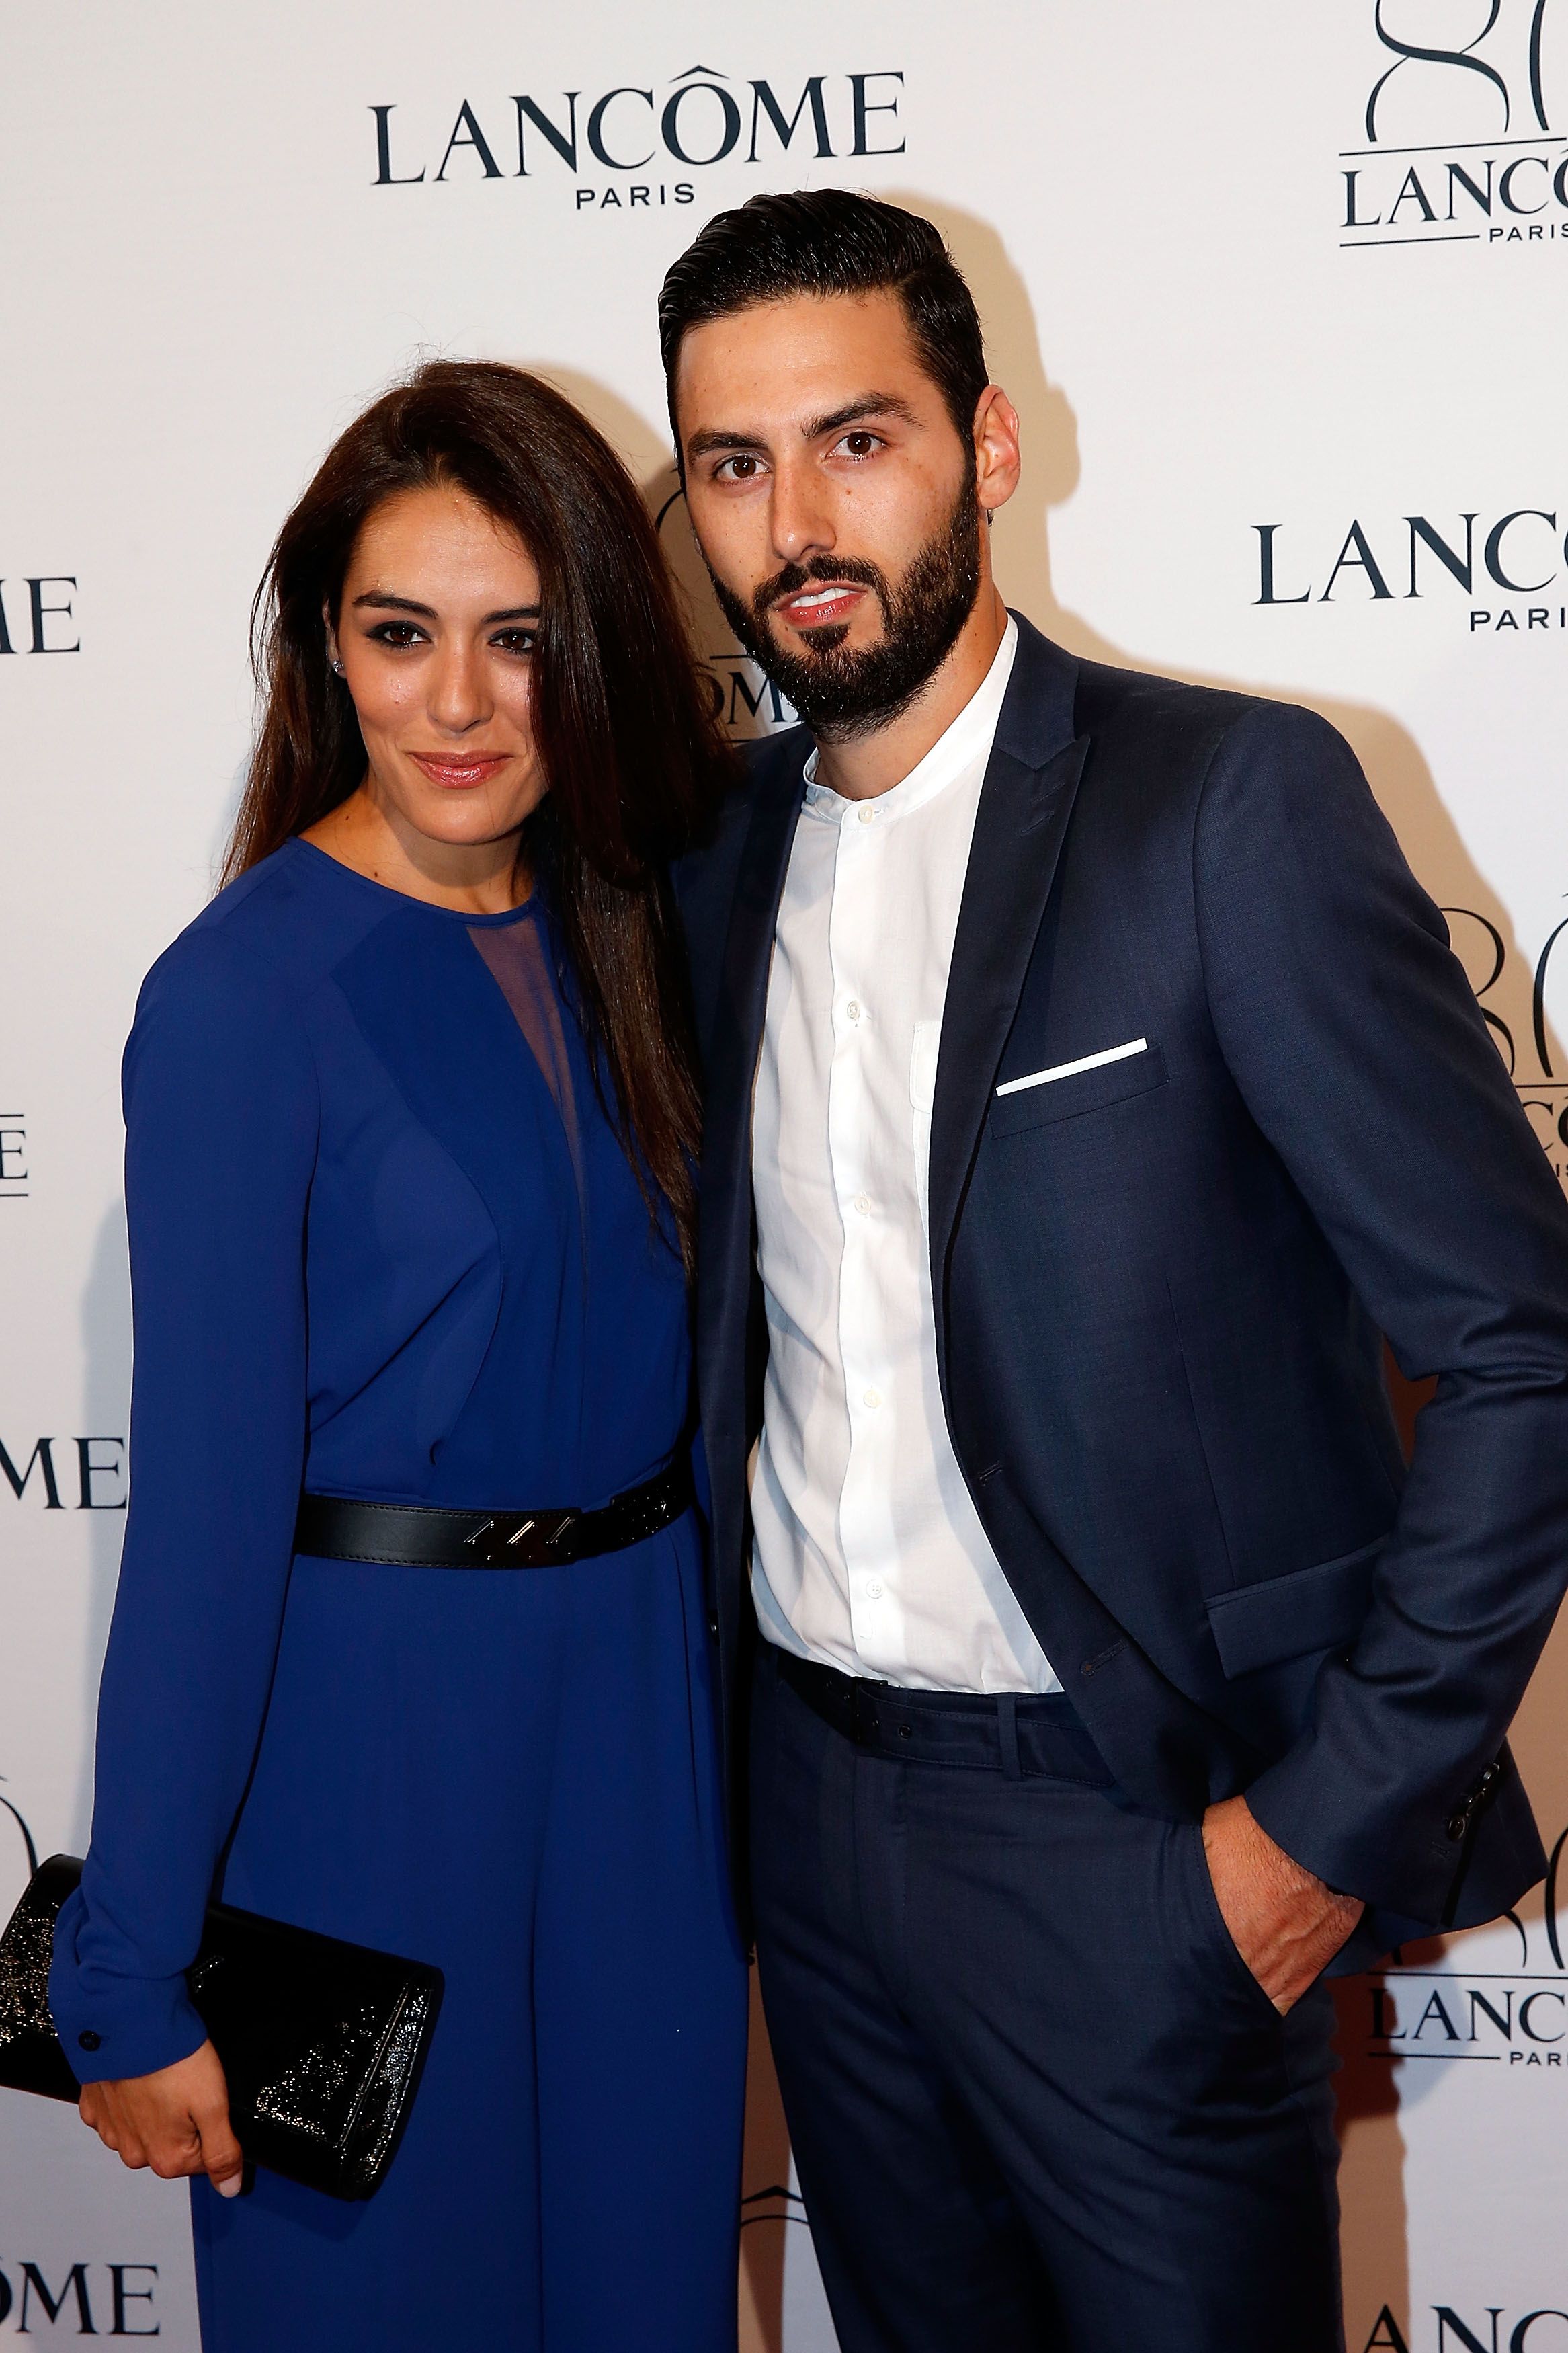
[775,582,866,631]
[407,752,511,788]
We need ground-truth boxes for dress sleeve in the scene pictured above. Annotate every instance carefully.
[50,927,318,2083]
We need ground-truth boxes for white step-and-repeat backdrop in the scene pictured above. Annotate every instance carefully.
[3,5,1566,2345]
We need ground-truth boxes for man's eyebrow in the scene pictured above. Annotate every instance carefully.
[685,428,769,461]
[801,393,919,440]
[350,592,541,624]
[684,393,921,465]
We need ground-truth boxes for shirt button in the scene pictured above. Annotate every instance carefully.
[845,1000,862,1023]
[863,1387,882,1410]
[853,1193,872,1215]
[858,805,876,825]
[77,2030,101,2052]
[866,1579,885,1601]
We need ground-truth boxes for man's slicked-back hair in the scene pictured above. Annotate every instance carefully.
[658,190,990,457]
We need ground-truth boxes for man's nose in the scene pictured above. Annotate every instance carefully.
[768,459,836,568]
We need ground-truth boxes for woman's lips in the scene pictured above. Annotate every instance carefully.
[407,753,511,788]
[776,583,865,630]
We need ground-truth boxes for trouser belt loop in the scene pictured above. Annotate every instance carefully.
[997,1693,1022,1782]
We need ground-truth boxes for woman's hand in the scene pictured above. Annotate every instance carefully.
[78,2040,243,2195]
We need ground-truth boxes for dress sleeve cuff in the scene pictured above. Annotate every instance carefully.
[48,1887,209,2087]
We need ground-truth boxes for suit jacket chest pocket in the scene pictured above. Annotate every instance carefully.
[989,1039,1167,1140]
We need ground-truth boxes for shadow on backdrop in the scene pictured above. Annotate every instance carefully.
[76,1202,134,1843]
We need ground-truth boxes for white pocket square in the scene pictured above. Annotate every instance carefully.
[995,1038,1149,1099]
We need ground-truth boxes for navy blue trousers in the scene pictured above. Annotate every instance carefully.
[751,1647,1344,2353]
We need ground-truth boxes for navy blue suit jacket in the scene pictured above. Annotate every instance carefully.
[674,615,1568,1957]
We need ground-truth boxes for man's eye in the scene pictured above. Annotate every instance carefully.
[837,432,882,459]
[716,454,761,482]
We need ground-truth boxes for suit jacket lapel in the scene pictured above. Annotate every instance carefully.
[927,621,1089,1365]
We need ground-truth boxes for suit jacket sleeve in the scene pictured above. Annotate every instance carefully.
[48,930,317,2082]
[1192,702,1568,1918]
[671,753,769,1076]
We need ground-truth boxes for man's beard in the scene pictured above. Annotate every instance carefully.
[706,467,984,743]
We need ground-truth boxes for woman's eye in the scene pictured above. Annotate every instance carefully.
[369,621,425,648]
[491,629,537,656]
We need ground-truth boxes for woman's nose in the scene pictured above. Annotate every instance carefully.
[428,643,491,733]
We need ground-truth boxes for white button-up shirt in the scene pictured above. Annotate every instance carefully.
[749,619,1061,1694]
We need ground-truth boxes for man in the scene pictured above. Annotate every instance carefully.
[661,190,1568,2351]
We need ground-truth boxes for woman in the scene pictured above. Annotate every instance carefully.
[48,361,746,2350]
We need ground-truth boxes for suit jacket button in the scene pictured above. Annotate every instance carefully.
[706,1616,719,1637]
[77,2030,101,2051]
[1446,1810,1470,1843]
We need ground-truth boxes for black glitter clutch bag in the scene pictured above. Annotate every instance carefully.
[0,1855,442,2200]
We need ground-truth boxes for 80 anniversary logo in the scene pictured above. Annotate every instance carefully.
[1444,905,1568,1195]
[1341,1,1568,250]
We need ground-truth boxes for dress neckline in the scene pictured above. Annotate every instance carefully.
[288,835,539,928]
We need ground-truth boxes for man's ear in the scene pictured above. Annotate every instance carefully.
[973,387,1022,519]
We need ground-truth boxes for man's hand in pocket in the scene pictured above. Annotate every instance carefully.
[1201,1794,1364,2012]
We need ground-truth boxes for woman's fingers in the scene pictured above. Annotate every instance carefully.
[78,2085,132,2161]
[192,2092,245,2198]
[179,2042,245,2194]
[74,2042,242,2189]
[146,2122,204,2179]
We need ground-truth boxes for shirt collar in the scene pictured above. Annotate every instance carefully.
[800,615,1019,826]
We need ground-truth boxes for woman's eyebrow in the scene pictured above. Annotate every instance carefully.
[350,592,542,623]
[351,590,436,616]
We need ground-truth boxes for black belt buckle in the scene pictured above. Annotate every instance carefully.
[460,1507,581,1568]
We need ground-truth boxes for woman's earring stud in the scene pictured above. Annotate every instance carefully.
[331,657,346,676]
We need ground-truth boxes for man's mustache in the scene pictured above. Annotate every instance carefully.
[752,554,889,623]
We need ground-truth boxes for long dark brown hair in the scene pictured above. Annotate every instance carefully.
[227,359,732,1273]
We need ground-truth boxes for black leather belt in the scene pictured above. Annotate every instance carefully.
[294,1455,692,1570]
[773,1647,1115,1786]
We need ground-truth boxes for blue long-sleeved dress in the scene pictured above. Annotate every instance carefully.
[50,838,747,2351]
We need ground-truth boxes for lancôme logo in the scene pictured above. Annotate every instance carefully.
[0,1773,39,1920]
[0,1109,25,1201]
[1358,2305,1568,2351]
[651,486,799,742]
[1249,504,1568,638]
[0,576,79,653]
[369,64,906,216]
[1359,1823,1568,2076]
[1339,1,1568,252]
[1,1435,126,1511]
